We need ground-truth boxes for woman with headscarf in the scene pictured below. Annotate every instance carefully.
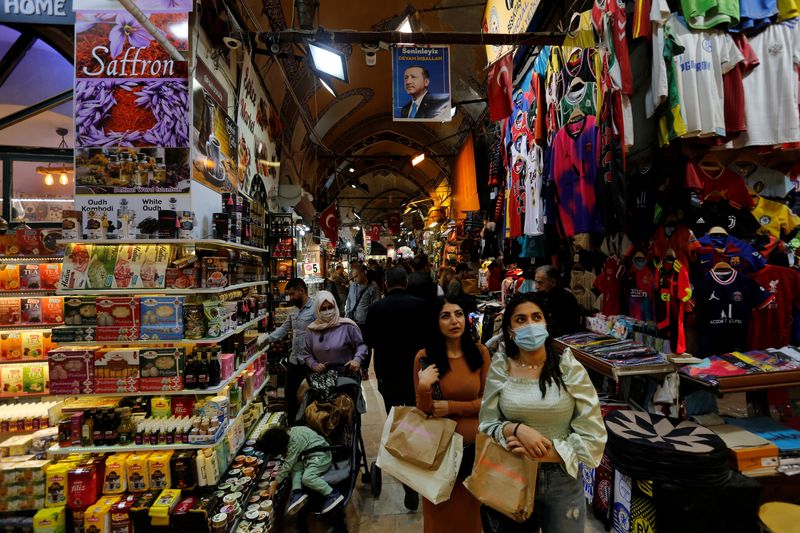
[300,291,367,374]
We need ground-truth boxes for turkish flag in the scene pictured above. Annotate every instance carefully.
[319,203,338,243]
[488,53,513,122]
[370,224,381,242]
[387,213,401,235]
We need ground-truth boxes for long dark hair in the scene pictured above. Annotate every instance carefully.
[502,292,564,397]
[424,295,484,377]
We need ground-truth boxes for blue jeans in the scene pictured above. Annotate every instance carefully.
[481,463,586,533]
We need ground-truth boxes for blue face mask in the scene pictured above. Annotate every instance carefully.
[512,323,549,351]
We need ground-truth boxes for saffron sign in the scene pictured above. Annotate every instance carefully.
[73,3,191,237]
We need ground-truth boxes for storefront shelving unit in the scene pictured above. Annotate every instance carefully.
[56,239,269,255]
[47,378,269,455]
[552,339,677,380]
[56,280,269,296]
[680,370,800,394]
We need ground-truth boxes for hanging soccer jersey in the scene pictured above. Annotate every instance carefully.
[628,260,657,321]
[752,196,800,238]
[735,0,779,31]
[594,255,624,316]
[696,233,767,272]
[747,265,800,349]
[730,164,794,199]
[655,258,692,354]
[685,162,755,209]
[507,135,527,238]
[668,15,744,138]
[778,0,800,19]
[680,0,741,29]
[592,0,634,95]
[693,269,773,355]
[649,223,701,266]
[656,22,689,146]
[734,19,800,148]
[550,115,603,236]
[524,145,545,236]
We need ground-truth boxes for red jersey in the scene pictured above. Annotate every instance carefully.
[592,0,633,95]
[723,34,760,136]
[649,224,701,266]
[685,163,755,210]
[594,255,624,315]
[633,0,653,40]
[747,265,800,350]
[655,259,692,354]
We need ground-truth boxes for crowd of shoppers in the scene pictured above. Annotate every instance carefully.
[265,255,606,531]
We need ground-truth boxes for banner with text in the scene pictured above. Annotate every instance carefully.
[482,0,541,65]
[73,4,191,236]
[392,45,451,122]
[0,0,75,24]
[237,53,278,197]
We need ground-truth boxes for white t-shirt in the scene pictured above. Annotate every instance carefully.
[524,144,545,236]
[648,0,673,117]
[668,14,743,137]
[733,19,800,147]
[730,163,794,198]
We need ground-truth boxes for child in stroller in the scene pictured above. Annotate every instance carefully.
[259,426,345,516]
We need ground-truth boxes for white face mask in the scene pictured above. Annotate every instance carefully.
[319,309,337,321]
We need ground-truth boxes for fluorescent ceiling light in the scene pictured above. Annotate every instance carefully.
[397,16,413,33]
[348,167,355,173]
[353,210,361,220]
[308,42,348,82]
[319,77,336,96]
[351,183,357,189]
[450,106,457,118]
[411,153,425,166]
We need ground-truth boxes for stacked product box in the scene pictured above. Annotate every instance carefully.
[48,347,98,395]
[140,297,184,341]
[96,297,140,342]
[94,348,139,393]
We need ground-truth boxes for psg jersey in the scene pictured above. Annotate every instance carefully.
[693,269,774,356]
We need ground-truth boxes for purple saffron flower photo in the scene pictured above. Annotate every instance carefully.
[109,14,154,58]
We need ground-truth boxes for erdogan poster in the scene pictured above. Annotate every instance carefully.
[392,45,451,122]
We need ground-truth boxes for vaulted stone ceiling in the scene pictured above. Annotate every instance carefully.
[233,0,492,225]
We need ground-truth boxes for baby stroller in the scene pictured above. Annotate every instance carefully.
[291,365,381,532]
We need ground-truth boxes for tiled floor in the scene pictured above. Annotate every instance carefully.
[288,372,606,532]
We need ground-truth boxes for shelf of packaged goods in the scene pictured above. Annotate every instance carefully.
[679,370,800,394]
[0,256,63,264]
[57,313,268,347]
[0,392,51,400]
[0,289,58,295]
[56,280,269,296]
[0,358,46,365]
[66,345,269,398]
[552,339,677,380]
[56,239,269,255]
[0,323,62,330]
[47,377,269,455]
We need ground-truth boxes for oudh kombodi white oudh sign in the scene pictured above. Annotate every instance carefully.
[72,0,192,238]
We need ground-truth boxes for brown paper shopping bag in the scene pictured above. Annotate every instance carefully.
[384,406,457,470]
[463,432,539,522]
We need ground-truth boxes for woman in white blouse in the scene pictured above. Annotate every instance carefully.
[479,291,607,532]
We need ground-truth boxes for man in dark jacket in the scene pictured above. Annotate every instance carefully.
[535,265,583,337]
[364,267,427,510]
[406,253,438,306]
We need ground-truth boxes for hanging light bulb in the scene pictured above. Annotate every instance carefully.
[59,173,69,185]
[44,173,54,186]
